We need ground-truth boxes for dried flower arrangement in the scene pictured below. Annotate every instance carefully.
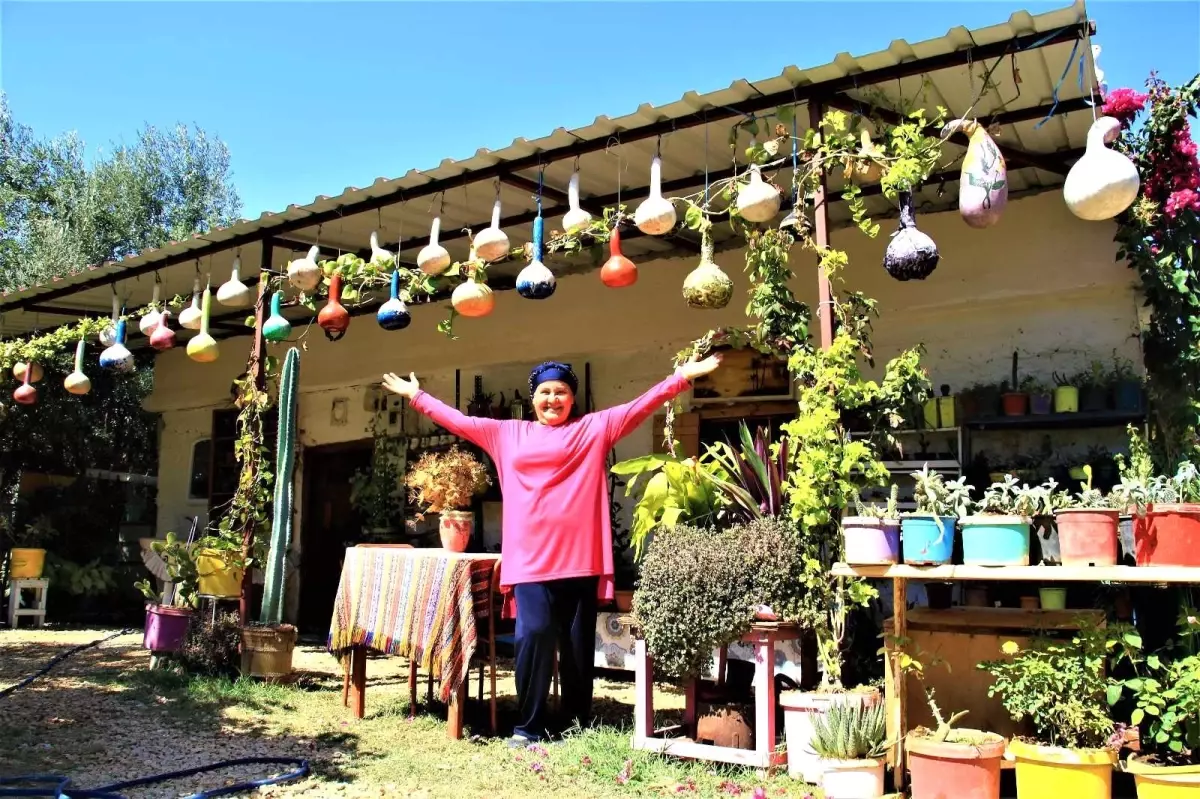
[404,446,491,518]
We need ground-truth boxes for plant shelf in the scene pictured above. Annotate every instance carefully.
[963,408,1144,431]
[832,563,1200,583]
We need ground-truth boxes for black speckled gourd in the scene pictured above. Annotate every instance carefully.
[883,191,940,281]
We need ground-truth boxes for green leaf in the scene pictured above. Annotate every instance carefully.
[1106,684,1124,705]
[1131,708,1145,725]
[776,105,794,125]
[1147,654,1162,670]
[684,205,704,231]
[1173,270,1190,293]
[1124,632,1143,648]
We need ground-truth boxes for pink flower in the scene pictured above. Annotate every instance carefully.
[1165,189,1200,219]
[529,761,544,774]
[719,781,743,796]
[753,789,768,799]
[1102,87,1148,125]
[579,756,592,766]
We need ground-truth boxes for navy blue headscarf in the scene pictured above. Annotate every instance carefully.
[528,361,578,396]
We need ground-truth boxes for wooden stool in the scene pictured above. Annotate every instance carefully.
[7,578,49,628]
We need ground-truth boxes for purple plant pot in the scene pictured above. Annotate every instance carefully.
[1030,393,1053,415]
[144,605,194,653]
[842,517,902,564]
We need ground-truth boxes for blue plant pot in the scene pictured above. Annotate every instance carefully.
[901,516,956,565]
[961,516,1031,565]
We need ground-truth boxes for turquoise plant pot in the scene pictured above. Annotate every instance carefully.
[960,516,1031,566]
[901,515,956,565]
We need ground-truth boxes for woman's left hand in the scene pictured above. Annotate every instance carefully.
[676,352,722,381]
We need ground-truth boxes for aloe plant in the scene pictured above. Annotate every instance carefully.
[810,699,889,760]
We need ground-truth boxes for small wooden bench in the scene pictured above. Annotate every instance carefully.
[7,578,49,628]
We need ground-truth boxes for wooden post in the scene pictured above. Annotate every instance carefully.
[350,645,367,719]
[892,577,909,790]
[808,101,834,351]
[239,242,272,624]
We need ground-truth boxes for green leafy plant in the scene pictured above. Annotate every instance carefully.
[0,514,58,549]
[911,467,972,518]
[972,475,1045,517]
[851,484,900,519]
[810,699,889,761]
[133,531,199,609]
[45,555,115,596]
[350,434,407,531]
[610,452,724,559]
[703,422,789,521]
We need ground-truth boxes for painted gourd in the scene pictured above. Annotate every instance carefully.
[13,368,36,405]
[287,245,322,292]
[99,293,119,346]
[263,291,292,342]
[452,277,495,318]
[99,320,135,372]
[634,155,676,235]
[12,361,44,383]
[942,118,1008,228]
[417,216,451,276]
[186,289,220,363]
[317,273,350,341]
[883,191,940,281]
[369,231,393,266]
[149,311,177,351]
[179,278,204,330]
[561,170,593,234]
[377,271,412,331]
[139,283,162,337]
[736,164,782,223]
[216,255,253,307]
[64,339,91,395]
[474,199,510,263]
[1064,116,1140,221]
[516,215,556,299]
[600,226,637,288]
[682,231,733,310]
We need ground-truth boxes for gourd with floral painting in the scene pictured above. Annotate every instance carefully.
[178,278,203,330]
[516,215,556,299]
[317,273,350,341]
[287,245,322,292]
[1063,116,1140,221]
[561,169,593,234]
[634,155,676,235]
[417,216,451,276]
[216,255,253,307]
[99,320,134,372]
[600,225,637,288]
[942,118,1008,228]
[185,289,219,363]
[13,367,36,405]
[376,270,412,331]
[474,199,510,263]
[682,229,733,309]
[263,291,292,342]
[735,164,782,223]
[64,339,91,395]
[139,283,162,336]
[149,311,177,351]
[12,362,43,383]
[883,191,940,281]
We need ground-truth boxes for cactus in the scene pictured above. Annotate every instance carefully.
[925,687,970,742]
[810,699,889,760]
[259,347,299,626]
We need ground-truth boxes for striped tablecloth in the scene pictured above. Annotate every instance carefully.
[327,547,499,702]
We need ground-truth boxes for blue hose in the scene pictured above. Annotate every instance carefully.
[0,629,134,700]
[0,757,310,797]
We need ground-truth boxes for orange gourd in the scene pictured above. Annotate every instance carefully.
[317,273,350,341]
[600,227,637,288]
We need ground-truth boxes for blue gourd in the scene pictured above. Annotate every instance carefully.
[377,270,412,330]
[263,291,292,342]
[516,216,556,300]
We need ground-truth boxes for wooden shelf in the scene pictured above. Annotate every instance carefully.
[963,409,1143,431]
[832,563,1200,583]
[901,607,1104,631]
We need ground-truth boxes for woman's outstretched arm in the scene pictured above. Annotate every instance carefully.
[382,372,504,456]
[596,354,722,445]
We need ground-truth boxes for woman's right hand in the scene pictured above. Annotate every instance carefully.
[382,372,420,399]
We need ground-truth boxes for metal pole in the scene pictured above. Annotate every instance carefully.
[809,102,834,351]
[240,241,272,624]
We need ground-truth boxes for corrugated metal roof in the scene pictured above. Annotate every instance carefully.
[0,0,1097,340]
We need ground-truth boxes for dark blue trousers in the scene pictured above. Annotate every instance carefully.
[512,576,598,740]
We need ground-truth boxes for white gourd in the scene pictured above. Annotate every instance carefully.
[417,216,451,275]
[216,255,253,308]
[287,245,322,291]
[1063,116,1140,221]
[634,155,676,235]
[561,170,593,234]
[99,293,119,346]
[369,231,393,266]
[473,199,510,263]
[139,283,162,336]
[736,164,782,223]
[178,277,204,330]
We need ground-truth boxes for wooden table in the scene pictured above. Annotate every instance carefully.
[328,546,500,739]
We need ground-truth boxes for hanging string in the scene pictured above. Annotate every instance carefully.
[1034,35,1082,129]
[791,108,800,206]
[537,165,544,216]
[703,114,710,206]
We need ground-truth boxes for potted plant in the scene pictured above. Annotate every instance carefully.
[193,531,246,598]
[1028,378,1054,416]
[1055,465,1120,567]
[1076,360,1111,413]
[923,383,957,429]
[903,466,972,565]
[809,698,889,799]
[1,514,58,579]
[1136,463,1200,568]
[1109,354,1144,412]
[979,620,1131,799]
[1001,352,1030,416]
[841,485,901,565]
[960,382,1000,421]
[1052,371,1080,413]
[904,672,1006,799]
[134,532,198,655]
[960,475,1043,566]
[405,445,491,552]
[350,434,407,537]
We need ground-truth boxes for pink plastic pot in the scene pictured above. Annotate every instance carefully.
[1056,508,1120,567]
[841,517,901,564]
[143,605,193,652]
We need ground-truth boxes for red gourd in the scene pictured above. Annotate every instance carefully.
[13,367,36,405]
[318,273,350,341]
[600,227,637,288]
[150,310,177,350]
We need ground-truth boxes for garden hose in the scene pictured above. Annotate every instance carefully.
[0,629,134,700]
[259,347,299,626]
[0,756,310,798]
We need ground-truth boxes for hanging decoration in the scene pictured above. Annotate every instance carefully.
[369,231,393,266]
[99,291,119,347]
[263,291,292,342]
[99,319,134,372]
[287,245,322,292]
[883,191,940,281]
[317,273,351,341]
[139,281,163,336]
[600,224,637,288]
[377,270,412,331]
[474,192,510,263]
[942,118,1008,228]
[682,228,733,310]
[634,148,677,235]
[186,288,219,363]
[417,206,451,275]
[179,277,203,330]
[149,311,177,351]
[64,339,91,395]
[847,129,885,185]
[216,255,253,307]
[561,167,593,234]
[516,172,556,299]
[1063,116,1141,221]
[13,366,37,405]
[13,361,43,383]
[780,112,804,232]
[736,163,782,223]
[451,245,495,318]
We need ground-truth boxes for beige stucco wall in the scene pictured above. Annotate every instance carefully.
[144,190,1142,621]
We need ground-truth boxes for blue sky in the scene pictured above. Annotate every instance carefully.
[3,1,1198,220]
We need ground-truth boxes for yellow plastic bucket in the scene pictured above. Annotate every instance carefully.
[1054,385,1080,413]
[923,396,957,429]
[1008,739,1115,799]
[1126,757,1200,799]
[9,548,46,579]
[195,548,244,597]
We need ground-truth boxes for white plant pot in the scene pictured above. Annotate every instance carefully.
[819,758,885,799]
[779,690,881,784]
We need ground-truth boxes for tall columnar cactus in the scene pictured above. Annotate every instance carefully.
[259,347,299,625]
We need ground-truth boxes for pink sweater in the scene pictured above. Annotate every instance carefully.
[409,373,691,601]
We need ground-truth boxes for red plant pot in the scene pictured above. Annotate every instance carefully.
[143,605,194,653]
[1137,503,1200,567]
[1056,509,1120,567]
[906,731,1006,799]
[1001,392,1029,416]
[439,510,473,553]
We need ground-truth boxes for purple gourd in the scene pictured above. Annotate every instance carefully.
[883,191,940,281]
[942,118,1008,228]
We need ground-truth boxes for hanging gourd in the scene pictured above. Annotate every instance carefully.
[1063,116,1140,221]
[561,169,593,234]
[600,225,637,288]
[64,339,91,395]
[417,215,451,275]
[736,164,782,223]
[516,215,556,299]
[287,245,322,292]
[149,311,177,351]
[452,250,496,319]
[474,197,510,263]
[634,154,677,235]
[682,229,733,310]
[12,361,43,383]
[942,118,1008,228]
[317,273,350,341]
[99,320,134,372]
[263,291,292,342]
[216,255,253,308]
[369,231,393,266]
[186,288,220,363]
[139,283,162,337]
[99,293,119,347]
[179,278,203,330]
[13,368,36,405]
[377,270,412,331]
[883,191,940,281]
[843,129,885,185]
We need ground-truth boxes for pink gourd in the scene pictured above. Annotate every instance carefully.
[150,311,177,350]
[13,367,36,405]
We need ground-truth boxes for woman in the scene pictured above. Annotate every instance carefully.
[382,353,720,743]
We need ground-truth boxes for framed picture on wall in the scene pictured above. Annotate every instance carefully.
[690,346,794,404]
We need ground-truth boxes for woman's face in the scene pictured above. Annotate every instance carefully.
[533,380,574,426]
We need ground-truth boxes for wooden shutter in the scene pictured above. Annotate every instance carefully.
[651,411,700,459]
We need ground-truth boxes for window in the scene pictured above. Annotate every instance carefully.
[188,439,212,501]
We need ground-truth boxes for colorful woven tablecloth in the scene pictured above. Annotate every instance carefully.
[327,547,499,702]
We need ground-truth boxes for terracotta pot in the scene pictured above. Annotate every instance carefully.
[1138,504,1200,567]
[1001,392,1029,416]
[964,587,989,607]
[1056,509,1119,567]
[906,730,1006,799]
[144,605,193,653]
[613,590,633,613]
[439,510,473,552]
[1020,596,1040,610]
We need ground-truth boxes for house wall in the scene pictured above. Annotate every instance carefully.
[143,191,1142,622]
